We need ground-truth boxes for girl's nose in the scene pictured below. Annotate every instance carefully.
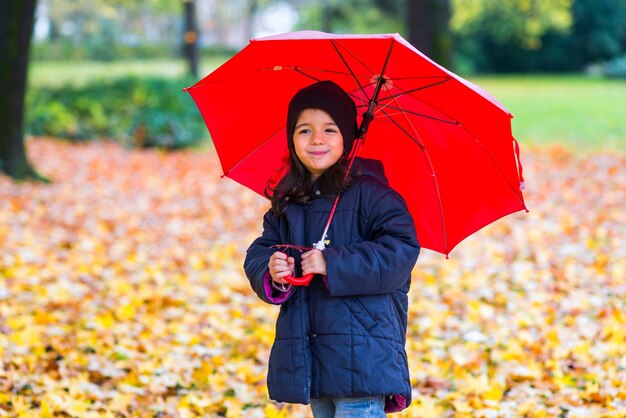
[311,130,324,144]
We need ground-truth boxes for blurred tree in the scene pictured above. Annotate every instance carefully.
[514,0,626,72]
[452,0,626,72]
[568,0,626,64]
[0,0,41,179]
[296,0,454,67]
[297,0,404,34]
[244,0,259,41]
[451,0,573,72]
[34,0,181,60]
[451,0,572,49]
[407,0,453,69]
[183,0,199,77]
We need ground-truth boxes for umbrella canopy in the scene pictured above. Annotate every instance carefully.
[185,31,527,256]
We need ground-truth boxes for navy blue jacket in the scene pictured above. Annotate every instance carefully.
[244,158,420,411]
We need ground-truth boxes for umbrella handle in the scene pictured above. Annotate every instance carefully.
[283,273,314,286]
[271,244,316,286]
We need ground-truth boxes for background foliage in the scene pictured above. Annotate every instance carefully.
[33,0,626,74]
[26,76,207,149]
[26,61,626,152]
[23,0,626,149]
[453,0,626,73]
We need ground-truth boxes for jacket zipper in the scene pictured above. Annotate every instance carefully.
[303,203,313,399]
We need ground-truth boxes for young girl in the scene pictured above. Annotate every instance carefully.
[244,81,420,417]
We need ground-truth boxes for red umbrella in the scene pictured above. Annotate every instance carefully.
[185,31,527,259]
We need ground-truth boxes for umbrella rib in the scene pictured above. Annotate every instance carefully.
[460,123,528,209]
[293,67,374,109]
[365,37,395,116]
[327,37,396,93]
[382,79,471,135]
[329,40,372,103]
[221,127,286,178]
[355,77,458,125]
[293,67,360,80]
[186,67,275,88]
[377,106,450,255]
[372,104,457,125]
[378,108,425,149]
[330,39,379,77]
[378,78,452,102]
[377,39,395,85]
[422,146,450,256]
[190,66,361,89]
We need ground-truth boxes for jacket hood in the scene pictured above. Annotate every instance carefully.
[350,157,388,185]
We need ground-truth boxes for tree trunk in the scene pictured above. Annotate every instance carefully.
[321,0,333,33]
[183,0,199,78]
[407,0,454,70]
[0,0,40,180]
[244,0,258,43]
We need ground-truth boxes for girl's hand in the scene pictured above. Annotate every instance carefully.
[268,251,295,284]
[301,249,327,276]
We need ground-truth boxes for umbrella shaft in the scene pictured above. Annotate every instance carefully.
[317,70,386,250]
[314,194,340,251]
[358,112,374,140]
[314,138,364,251]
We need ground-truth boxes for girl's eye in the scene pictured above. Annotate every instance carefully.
[325,128,338,134]
[297,128,311,135]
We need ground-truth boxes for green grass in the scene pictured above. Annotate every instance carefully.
[28,56,231,88]
[28,59,625,152]
[469,74,626,152]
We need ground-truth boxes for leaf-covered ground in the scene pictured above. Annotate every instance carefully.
[1,138,624,418]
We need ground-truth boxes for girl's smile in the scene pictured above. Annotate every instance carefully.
[293,108,344,181]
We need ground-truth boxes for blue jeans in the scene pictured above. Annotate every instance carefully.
[310,397,386,418]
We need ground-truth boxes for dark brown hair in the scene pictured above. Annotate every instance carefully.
[265,81,358,216]
[265,149,352,217]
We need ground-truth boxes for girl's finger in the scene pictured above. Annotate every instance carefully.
[271,251,288,261]
[301,250,312,259]
[272,259,288,267]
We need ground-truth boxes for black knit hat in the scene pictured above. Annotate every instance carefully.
[286,80,358,155]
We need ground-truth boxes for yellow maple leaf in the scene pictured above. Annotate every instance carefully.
[39,400,53,418]
[451,399,473,414]
[486,381,505,399]
[6,315,28,330]
[500,339,525,361]
[459,373,489,395]
[115,303,136,321]
[10,328,41,348]
[546,327,560,349]
[11,396,29,415]
[407,396,445,418]
[263,403,287,418]
[120,369,142,386]
[192,360,214,385]
[94,312,115,329]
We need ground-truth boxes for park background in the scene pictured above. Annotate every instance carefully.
[0,0,625,417]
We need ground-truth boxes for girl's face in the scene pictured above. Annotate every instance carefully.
[293,108,344,181]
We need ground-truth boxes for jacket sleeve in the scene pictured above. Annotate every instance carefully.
[323,189,420,297]
[244,210,295,305]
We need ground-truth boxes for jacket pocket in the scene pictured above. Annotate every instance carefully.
[342,296,401,341]
[343,297,378,334]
